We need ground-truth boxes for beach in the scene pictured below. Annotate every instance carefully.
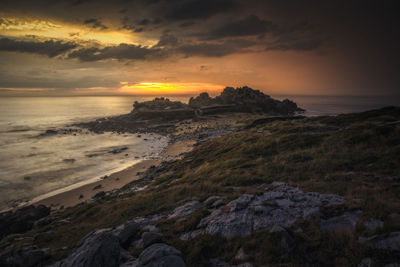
[34,140,196,209]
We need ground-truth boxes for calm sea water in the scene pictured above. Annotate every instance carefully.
[0,95,398,211]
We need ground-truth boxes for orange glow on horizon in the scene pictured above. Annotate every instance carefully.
[118,82,225,95]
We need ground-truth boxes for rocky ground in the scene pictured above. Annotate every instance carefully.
[1,106,400,266]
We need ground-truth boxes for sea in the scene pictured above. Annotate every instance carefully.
[0,94,399,211]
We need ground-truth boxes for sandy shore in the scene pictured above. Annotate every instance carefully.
[35,140,195,209]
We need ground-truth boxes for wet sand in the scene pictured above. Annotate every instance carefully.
[35,140,195,209]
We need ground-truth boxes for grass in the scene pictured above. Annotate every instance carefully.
[1,106,400,266]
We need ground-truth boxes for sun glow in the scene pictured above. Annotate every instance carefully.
[119,82,225,95]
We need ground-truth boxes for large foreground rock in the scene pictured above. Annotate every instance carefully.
[0,247,49,267]
[0,205,50,241]
[52,230,120,267]
[137,243,186,267]
[193,184,344,238]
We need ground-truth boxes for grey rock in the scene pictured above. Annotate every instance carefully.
[120,258,139,267]
[130,239,144,249]
[364,219,384,232]
[358,258,373,267]
[54,229,120,267]
[360,232,400,251]
[194,184,344,238]
[0,247,49,267]
[120,248,136,264]
[112,220,139,248]
[320,210,363,233]
[179,229,205,241]
[0,204,50,241]
[142,232,163,248]
[137,243,186,267]
[168,200,201,219]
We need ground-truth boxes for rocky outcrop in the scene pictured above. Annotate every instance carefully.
[189,87,303,115]
[133,97,188,112]
[76,86,303,134]
[181,184,344,239]
[51,230,121,267]
[49,216,186,267]
[0,205,50,241]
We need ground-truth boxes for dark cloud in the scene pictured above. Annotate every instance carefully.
[163,0,237,21]
[83,18,108,30]
[68,43,159,61]
[207,15,274,39]
[177,39,256,57]
[0,38,77,57]
[266,37,324,51]
[156,34,178,47]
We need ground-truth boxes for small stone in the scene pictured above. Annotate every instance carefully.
[93,184,103,190]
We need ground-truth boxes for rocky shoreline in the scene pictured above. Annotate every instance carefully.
[1,90,399,266]
[75,86,302,135]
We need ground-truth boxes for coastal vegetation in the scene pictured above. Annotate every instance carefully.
[1,105,399,266]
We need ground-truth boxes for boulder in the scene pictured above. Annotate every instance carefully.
[111,220,139,248]
[142,232,163,248]
[168,200,201,219]
[320,211,363,233]
[53,230,120,267]
[359,232,400,251]
[137,243,186,267]
[0,205,50,241]
[194,184,344,238]
[0,247,49,267]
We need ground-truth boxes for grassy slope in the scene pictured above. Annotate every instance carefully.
[2,107,400,266]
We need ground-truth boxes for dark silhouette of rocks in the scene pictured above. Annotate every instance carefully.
[189,86,303,115]
[76,86,303,135]
[0,205,50,241]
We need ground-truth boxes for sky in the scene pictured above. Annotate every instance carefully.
[0,0,399,96]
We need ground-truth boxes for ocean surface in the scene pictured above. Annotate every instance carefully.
[0,94,399,211]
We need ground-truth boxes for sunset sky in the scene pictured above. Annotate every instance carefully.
[0,0,399,96]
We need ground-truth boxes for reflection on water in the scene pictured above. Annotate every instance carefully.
[0,96,191,210]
